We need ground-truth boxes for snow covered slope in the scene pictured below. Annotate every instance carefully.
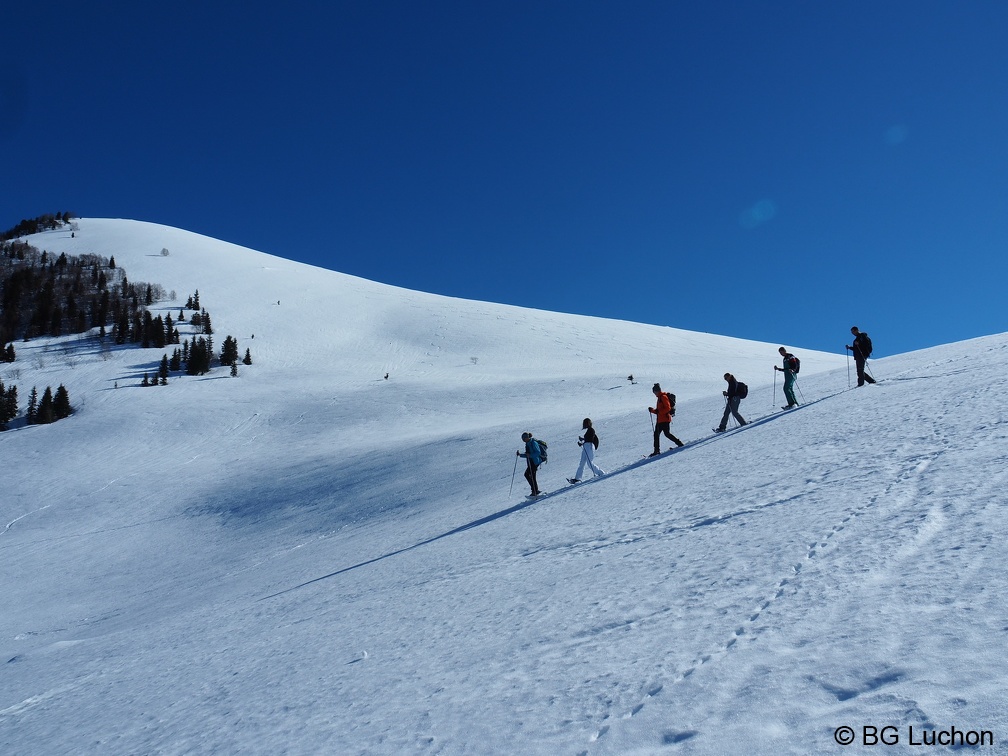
[2,219,1005,754]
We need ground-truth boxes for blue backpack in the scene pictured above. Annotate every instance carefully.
[534,439,548,463]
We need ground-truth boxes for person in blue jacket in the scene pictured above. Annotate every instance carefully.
[517,432,543,497]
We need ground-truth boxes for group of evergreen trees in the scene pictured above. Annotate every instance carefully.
[140,290,252,385]
[0,212,74,242]
[0,380,71,430]
[1,216,255,430]
[1,238,168,346]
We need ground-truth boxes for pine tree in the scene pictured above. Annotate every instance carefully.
[26,386,38,424]
[220,335,239,367]
[0,381,13,429]
[6,385,18,428]
[186,337,211,375]
[159,354,169,384]
[36,387,55,424]
[141,373,150,387]
[53,384,71,419]
[243,348,252,365]
[231,362,238,377]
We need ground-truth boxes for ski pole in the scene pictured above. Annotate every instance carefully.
[846,347,850,388]
[795,376,805,403]
[773,368,777,410]
[725,395,738,429]
[509,453,519,497]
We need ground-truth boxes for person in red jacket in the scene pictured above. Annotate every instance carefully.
[649,383,684,456]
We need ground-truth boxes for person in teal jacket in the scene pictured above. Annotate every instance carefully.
[775,347,800,409]
[517,432,543,497]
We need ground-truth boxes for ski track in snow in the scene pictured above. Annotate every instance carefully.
[580,442,950,750]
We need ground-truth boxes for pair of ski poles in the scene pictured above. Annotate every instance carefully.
[773,368,804,409]
[846,346,875,388]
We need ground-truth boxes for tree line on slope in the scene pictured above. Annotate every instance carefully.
[0,215,254,430]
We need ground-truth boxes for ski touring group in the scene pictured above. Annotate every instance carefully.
[513,326,877,499]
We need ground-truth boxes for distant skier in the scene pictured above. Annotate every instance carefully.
[517,432,543,497]
[846,326,876,386]
[568,418,605,484]
[649,383,684,456]
[775,347,800,409]
[715,373,748,432]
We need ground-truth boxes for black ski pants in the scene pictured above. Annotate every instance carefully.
[653,422,682,453]
[524,460,540,495]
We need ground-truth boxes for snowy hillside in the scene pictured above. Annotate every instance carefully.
[3,219,1006,754]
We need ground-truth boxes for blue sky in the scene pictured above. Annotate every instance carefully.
[3,1,1006,355]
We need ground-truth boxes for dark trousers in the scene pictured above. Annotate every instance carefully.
[718,396,746,431]
[524,460,540,495]
[855,357,876,386]
[653,422,682,452]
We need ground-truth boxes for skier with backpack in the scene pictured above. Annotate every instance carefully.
[649,383,684,456]
[517,431,545,497]
[568,418,605,484]
[715,373,748,432]
[774,347,800,409]
[846,326,876,386]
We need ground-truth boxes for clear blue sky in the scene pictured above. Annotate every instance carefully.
[3,1,1006,355]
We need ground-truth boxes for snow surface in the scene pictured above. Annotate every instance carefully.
[3,219,1006,754]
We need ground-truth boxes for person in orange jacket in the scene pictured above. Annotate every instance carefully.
[649,382,684,456]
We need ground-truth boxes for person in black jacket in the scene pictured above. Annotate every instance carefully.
[846,326,876,386]
[715,373,747,432]
[775,347,800,408]
[568,418,605,484]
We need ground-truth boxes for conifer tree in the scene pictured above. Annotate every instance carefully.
[243,348,252,365]
[0,381,13,429]
[220,336,239,367]
[26,386,38,424]
[159,354,170,384]
[186,337,211,375]
[53,384,71,419]
[36,387,55,424]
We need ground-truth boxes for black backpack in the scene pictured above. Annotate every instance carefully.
[736,382,748,399]
[859,334,873,358]
[665,392,676,417]
[786,354,800,374]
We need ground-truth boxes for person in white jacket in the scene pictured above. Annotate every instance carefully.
[568,418,605,484]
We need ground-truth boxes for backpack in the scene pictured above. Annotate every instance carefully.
[786,354,800,374]
[736,381,748,399]
[535,439,548,463]
[860,334,873,358]
[665,392,676,417]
